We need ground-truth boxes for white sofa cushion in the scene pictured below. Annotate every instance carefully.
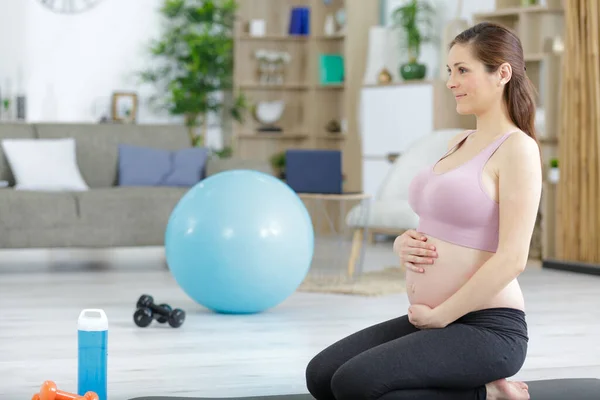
[1,137,89,191]
[377,129,464,201]
[346,200,419,230]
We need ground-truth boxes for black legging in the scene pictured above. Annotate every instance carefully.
[305,307,528,400]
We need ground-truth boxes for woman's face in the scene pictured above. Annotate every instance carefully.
[446,43,504,116]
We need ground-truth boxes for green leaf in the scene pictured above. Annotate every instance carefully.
[138,0,247,145]
[391,0,436,61]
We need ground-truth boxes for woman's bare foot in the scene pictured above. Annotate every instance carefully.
[485,378,530,400]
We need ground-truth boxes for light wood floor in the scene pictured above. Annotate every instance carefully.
[1,242,600,399]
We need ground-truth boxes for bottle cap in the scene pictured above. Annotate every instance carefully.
[77,309,108,332]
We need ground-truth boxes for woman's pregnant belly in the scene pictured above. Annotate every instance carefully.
[405,234,525,310]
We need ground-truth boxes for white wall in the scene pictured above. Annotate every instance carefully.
[0,0,174,123]
[0,0,227,148]
[29,0,176,124]
[0,1,28,105]
[385,0,495,23]
[384,0,495,79]
[32,1,158,123]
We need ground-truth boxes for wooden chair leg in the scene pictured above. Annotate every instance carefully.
[367,230,375,245]
[347,229,364,278]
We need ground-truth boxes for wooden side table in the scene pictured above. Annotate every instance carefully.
[298,192,372,278]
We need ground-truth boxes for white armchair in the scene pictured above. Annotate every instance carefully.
[346,129,465,241]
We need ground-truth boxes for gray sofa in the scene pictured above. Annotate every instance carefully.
[0,123,273,249]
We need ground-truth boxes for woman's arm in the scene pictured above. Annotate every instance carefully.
[434,132,543,326]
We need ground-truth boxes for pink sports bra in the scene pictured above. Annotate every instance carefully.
[408,130,516,252]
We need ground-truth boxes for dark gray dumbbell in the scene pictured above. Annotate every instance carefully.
[133,294,185,328]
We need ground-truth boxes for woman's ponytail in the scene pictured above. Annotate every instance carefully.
[505,74,539,143]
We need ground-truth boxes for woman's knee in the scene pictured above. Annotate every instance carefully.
[305,352,337,399]
[498,338,528,378]
[330,358,377,400]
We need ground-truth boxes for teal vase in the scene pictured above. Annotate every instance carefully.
[400,61,427,80]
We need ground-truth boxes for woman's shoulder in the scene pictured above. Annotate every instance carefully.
[499,130,541,166]
[503,130,539,154]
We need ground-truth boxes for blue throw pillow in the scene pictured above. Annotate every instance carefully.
[118,144,209,187]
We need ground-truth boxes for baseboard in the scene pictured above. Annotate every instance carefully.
[542,258,600,276]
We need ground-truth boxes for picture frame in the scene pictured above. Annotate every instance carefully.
[111,92,138,123]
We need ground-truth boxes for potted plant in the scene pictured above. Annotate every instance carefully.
[391,0,435,81]
[213,145,233,159]
[269,151,286,179]
[138,0,248,147]
[548,158,559,183]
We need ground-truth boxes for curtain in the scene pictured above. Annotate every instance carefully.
[557,0,600,263]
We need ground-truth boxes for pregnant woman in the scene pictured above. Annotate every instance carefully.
[305,22,542,400]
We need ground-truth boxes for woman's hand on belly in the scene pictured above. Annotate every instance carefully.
[405,235,496,308]
[407,304,449,329]
[393,230,438,273]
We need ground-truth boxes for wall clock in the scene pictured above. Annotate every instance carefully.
[36,0,104,14]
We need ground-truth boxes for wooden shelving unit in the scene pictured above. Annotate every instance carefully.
[474,0,564,259]
[232,0,379,195]
[231,0,379,236]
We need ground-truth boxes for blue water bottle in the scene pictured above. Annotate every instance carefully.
[78,309,108,400]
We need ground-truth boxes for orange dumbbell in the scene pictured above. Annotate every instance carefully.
[32,381,98,400]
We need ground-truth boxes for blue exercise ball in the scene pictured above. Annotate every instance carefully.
[165,170,315,314]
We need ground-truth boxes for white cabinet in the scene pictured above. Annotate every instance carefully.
[359,82,434,197]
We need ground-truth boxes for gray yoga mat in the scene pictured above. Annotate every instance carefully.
[129,378,600,400]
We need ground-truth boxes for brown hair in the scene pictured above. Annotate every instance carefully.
[450,22,538,144]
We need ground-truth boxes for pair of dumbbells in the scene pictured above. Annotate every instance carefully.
[32,380,98,400]
[133,294,185,328]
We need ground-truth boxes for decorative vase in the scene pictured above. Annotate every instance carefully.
[253,100,285,132]
[400,61,427,80]
[324,14,336,36]
[377,68,393,84]
[363,26,401,85]
[548,167,560,183]
[325,119,341,133]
